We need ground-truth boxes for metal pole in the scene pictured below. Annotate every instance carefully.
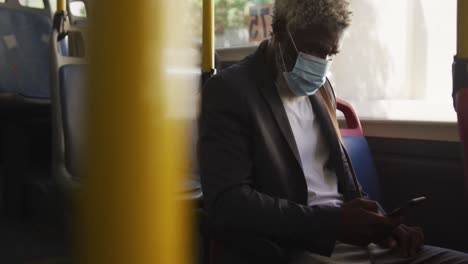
[57,0,66,12]
[83,0,193,263]
[202,0,216,83]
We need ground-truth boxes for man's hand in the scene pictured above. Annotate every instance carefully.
[338,198,395,246]
[383,225,424,258]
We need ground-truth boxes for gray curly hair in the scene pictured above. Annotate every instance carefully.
[272,0,352,33]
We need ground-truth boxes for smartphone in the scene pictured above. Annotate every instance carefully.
[387,196,427,218]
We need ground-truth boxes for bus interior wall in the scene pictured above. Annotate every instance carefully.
[368,137,468,252]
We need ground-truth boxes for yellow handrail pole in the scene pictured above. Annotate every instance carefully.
[57,0,65,12]
[82,0,192,263]
[202,0,215,81]
[458,0,468,59]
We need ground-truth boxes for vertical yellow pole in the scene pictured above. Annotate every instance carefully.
[202,0,215,75]
[57,0,65,12]
[458,0,468,59]
[83,0,193,263]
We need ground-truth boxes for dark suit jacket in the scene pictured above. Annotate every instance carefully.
[198,40,363,263]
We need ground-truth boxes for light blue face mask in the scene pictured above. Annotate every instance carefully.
[279,30,331,96]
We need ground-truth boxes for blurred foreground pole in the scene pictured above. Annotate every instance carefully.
[454,0,468,198]
[57,0,65,12]
[202,0,216,83]
[83,0,193,263]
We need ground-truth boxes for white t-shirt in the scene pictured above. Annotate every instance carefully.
[279,89,343,207]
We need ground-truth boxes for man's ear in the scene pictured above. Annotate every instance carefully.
[272,31,286,44]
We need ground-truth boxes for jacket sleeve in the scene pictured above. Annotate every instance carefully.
[198,74,343,256]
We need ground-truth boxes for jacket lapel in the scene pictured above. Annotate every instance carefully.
[255,42,303,169]
[309,93,349,192]
[259,84,303,169]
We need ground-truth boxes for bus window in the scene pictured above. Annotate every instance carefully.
[18,0,45,9]
[49,0,56,12]
[212,0,457,123]
[214,0,273,48]
[187,0,273,48]
[70,1,86,17]
[329,0,457,122]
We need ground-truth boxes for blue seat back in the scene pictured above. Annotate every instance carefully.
[59,36,69,57]
[338,99,383,203]
[342,136,383,203]
[0,3,51,99]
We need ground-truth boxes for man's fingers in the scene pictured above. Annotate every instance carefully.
[402,225,424,256]
[408,229,417,257]
[402,225,424,245]
[359,210,394,242]
[387,237,398,249]
[341,200,405,247]
[393,226,410,257]
[362,210,393,228]
[389,216,404,227]
[378,237,396,248]
[413,226,425,243]
[353,198,379,213]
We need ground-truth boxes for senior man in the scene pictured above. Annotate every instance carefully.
[198,0,468,263]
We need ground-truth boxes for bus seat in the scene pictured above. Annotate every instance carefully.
[51,10,203,202]
[0,0,52,219]
[0,0,51,102]
[337,98,383,204]
[59,64,86,178]
[50,9,87,191]
[59,36,70,57]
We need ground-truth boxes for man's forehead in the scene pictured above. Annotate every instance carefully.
[292,28,343,50]
[293,27,343,45]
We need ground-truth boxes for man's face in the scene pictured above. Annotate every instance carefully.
[275,25,346,71]
[292,26,345,60]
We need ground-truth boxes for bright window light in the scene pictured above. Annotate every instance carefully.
[330,0,457,122]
